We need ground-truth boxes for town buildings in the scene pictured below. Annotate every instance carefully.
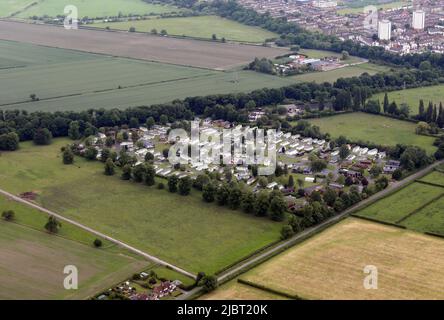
[238,0,444,54]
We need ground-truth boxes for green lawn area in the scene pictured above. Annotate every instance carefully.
[337,0,411,15]
[287,63,389,84]
[0,139,282,274]
[372,85,444,116]
[355,182,444,224]
[93,15,277,43]
[14,0,181,19]
[0,195,149,300]
[149,266,194,287]
[308,112,437,154]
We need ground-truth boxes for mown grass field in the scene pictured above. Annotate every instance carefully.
[417,170,444,187]
[337,0,411,15]
[10,0,181,19]
[288,63,388,84]
[308,112,437,154]
[0,40,387,112]
[93,15,277,43]
[238,218,444,300]
[373,85,444,116]
[0,195,149,300]
[0,139,282,274]
[355,182,444,224]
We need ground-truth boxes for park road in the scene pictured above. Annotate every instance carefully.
[0,188,196,280]
[216,159,444,283]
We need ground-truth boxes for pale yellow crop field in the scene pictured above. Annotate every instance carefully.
[241,218,444,300]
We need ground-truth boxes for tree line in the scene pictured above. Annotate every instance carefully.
[1,61,440,152]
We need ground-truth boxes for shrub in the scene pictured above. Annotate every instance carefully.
[63,148,74,165]
[93,239,103,248]
[200,275,218,293]
[392,168,403,181]
[1,210,15,221]
[33,128,52,145]
[280,225,294,240]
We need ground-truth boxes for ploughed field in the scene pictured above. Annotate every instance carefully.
[215,218,444,300]
[0,139,282,274]
[0,20,287,70]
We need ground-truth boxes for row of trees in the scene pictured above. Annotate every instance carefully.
[281,173,390,239]
[202,181,288,222]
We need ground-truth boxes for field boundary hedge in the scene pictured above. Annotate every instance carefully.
[237,278,304,300]
[415,180,444,189]
[350,214,407,229]
[395,193,444,224]
[424,231,444,239]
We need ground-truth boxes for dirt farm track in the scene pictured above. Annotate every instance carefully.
[0,20,287,69]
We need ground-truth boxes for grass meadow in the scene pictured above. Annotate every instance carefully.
[417,170,444,187]
[0,0,31,17]
[93,15,277,43]
[11,0,181,19]
[355,182,444,224]
[0,195,149,299]
[337,0,411,15]
[238,218,444,300]
[308,112,437,154]
[373,85,444,116]
[355,170,444,235]
[0,139,282,274]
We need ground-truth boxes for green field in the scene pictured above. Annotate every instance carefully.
[0,195,149,299]
[417,170,444,187]
[308,112,437,154]
[93,15,277,43]
[401,196,444,235]
[337,0,411,15]
[6,0,181,19]
[0,139,282,274]
[0,0,31,17]
[355,182,444,224]
[0,40,387,112]
[373,85,444,116]
[288,63,388,84]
